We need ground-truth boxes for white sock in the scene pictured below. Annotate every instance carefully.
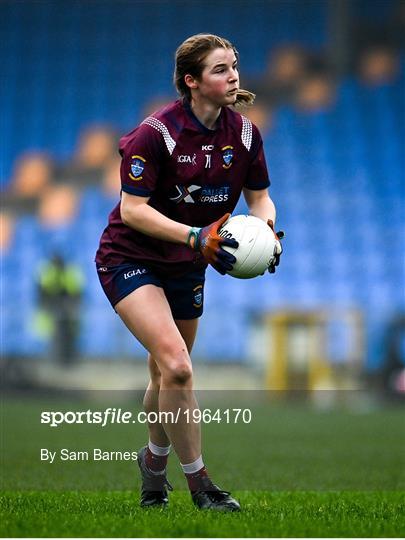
[181,455,204,474]
[148,440,171,456]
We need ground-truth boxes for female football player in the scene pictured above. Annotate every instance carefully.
[96,33,283,512]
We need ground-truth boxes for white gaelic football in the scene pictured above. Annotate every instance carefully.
[218,215,277,279]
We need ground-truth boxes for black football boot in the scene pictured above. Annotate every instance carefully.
[137,446,173,507]
[191,476,240,512]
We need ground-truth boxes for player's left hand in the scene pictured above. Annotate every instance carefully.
[267,219,284,274]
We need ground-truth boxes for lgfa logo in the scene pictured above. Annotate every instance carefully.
[124,268,148,279]
[177,153,197,165]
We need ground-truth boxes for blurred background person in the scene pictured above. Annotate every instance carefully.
[2,152,53,215]
[36,253,84,365]
[54,125,119,188]
[74,125,118,170]
[247,44,310,107]
[357,45,401,85]
[294,56,337,112]
[37,184,79,228]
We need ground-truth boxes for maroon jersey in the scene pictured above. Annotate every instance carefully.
[96,99,270,277]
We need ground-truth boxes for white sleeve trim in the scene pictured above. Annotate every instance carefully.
[241,115,253,151]
[141,116,176,155]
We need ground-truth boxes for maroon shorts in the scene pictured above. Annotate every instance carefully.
[96,262,205,319]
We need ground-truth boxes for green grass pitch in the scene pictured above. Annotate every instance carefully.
[1,394,404,537]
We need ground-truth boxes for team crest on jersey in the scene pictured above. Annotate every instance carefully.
[129,155,146,180]
[221,146,234,169]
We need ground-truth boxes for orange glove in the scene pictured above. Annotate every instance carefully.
[188,214,239,275]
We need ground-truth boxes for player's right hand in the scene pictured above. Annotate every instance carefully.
[189,213,239,275]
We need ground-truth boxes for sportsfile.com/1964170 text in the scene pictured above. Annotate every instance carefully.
[40,408,253,427]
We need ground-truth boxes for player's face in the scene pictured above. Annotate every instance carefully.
[196,47,239,106]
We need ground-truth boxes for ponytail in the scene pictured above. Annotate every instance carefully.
[235,89,256,107]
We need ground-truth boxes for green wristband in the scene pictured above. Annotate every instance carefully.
[187,227,201,250]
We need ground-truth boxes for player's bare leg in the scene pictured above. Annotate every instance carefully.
[143,357,170,447]
[116,286,239,511]
[143,318,199,448]
[116,286,201,462]
[141,318,200,487]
